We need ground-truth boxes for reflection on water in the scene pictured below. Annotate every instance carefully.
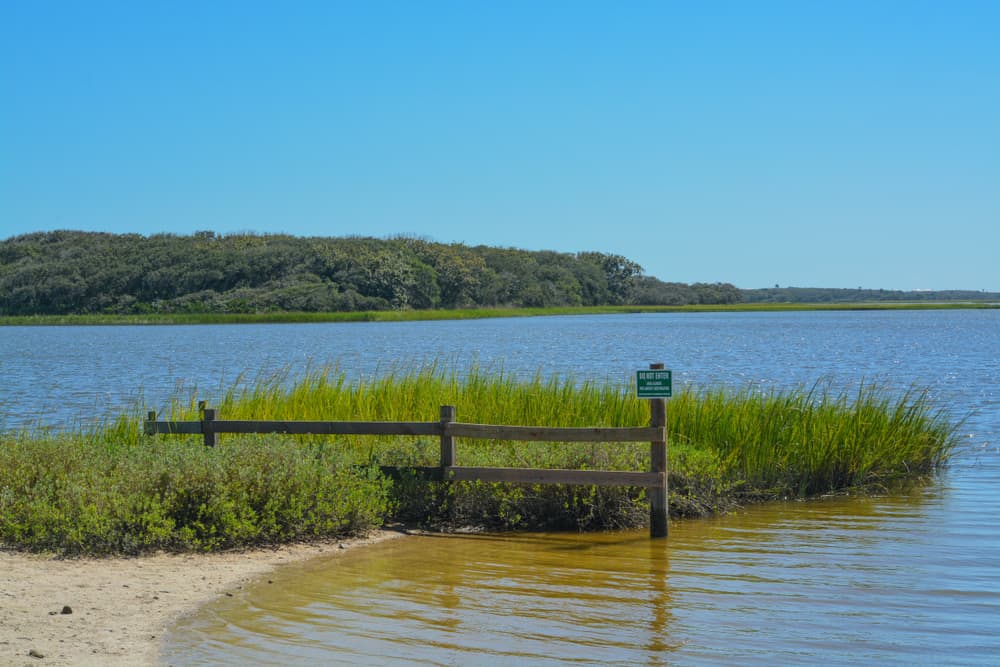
[166,461,1000,665]
[168,530,678,666]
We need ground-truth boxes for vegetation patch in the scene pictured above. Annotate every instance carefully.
[2,231,994,325]
[0,369,957,555]
[0,230,740,318]
[1,300,997,327]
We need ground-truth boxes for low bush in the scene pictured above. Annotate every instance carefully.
[0,433,389,555]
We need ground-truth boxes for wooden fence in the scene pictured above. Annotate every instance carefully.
[145,371,670,538]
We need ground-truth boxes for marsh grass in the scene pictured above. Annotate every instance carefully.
[0,367,957,555]
[1,300,995,327]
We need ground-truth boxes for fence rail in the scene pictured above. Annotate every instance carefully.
[144,364,671,538]
[144,418,661,443]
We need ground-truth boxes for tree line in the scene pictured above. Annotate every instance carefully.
[0,230,743,316]
[743,286,1000,303]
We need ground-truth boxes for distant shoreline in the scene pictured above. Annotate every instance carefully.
[2,302,997,326]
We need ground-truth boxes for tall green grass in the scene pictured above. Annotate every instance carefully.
[0,367,957,555]
[669,383,956,499]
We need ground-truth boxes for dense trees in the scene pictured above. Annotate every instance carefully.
[0,230,744,316]
[631,277,743,306]
[9,231,990,317]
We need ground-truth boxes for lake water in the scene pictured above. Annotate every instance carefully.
[2,310,998,664]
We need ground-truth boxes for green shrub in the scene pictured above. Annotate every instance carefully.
[0,432,390,555]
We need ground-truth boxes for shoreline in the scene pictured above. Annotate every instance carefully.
[0,301,995,327]
[0,530,405,666]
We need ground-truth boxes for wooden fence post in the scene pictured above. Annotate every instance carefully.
[648,363,668,538]
[440,405,456,468]
[200,402,217,448]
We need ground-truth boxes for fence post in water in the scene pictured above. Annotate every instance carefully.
[440,405,456,469]
[648,363,668,538]
[200,402,217,448]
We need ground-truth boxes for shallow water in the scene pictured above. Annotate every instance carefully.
[166,462,1000,665]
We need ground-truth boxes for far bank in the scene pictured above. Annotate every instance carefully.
[1,301,997,327]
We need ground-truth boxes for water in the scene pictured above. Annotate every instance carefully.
[2,310,995,431]
[2,310,998,664]
[164,483,999,665]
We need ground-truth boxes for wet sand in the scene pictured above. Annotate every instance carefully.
[0,530,403,666]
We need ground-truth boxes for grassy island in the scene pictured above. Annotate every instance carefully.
[0,369,957,556]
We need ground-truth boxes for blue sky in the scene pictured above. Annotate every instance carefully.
[2,1,997,291]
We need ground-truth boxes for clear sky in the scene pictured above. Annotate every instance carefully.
[2,1,997,291]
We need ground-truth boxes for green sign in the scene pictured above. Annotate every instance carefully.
[636,369,672,398]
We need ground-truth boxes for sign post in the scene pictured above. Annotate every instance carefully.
[641,364,670,538]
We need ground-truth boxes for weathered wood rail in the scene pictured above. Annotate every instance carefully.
[145,366,670,537]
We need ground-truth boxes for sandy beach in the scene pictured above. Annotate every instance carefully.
[0,530,403,666]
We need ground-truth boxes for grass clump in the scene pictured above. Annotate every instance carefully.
[0,367,958,555]
[669,383,957,501]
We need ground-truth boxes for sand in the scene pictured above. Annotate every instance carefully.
[0,530,404,666]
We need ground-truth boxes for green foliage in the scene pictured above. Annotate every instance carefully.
[18,230,989,316]
[632,278,743,306]
[668,383,957,498]
[0,230,743,316]
[179,367,956,530]
[0,430,390,555]
[0,368,957,555]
